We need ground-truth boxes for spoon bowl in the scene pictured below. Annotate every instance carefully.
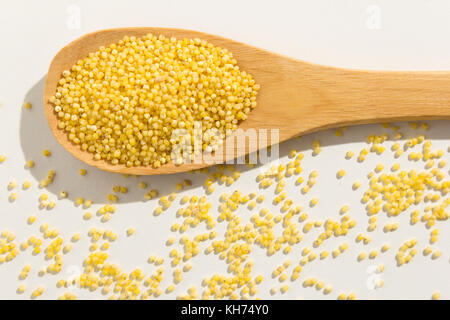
[44,27,450,175]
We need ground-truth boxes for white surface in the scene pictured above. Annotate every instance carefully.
[0,0,449,300]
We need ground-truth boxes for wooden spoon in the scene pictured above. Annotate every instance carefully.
[44,27,450,175]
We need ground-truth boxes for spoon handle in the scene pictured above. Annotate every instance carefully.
[293,63,450,130]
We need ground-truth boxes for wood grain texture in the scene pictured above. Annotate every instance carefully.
[44,27,450,175]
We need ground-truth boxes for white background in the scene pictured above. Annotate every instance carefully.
[0,0,449,300]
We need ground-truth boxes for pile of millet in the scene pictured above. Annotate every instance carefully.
[50,34,259,168]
